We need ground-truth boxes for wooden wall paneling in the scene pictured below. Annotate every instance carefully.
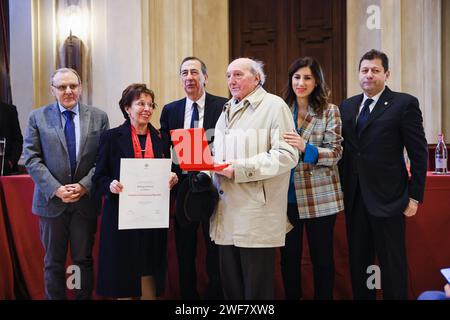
[230,0,346,102]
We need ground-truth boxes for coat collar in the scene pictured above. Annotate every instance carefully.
[117,119,163,158]
[301,112,318,142]
[223,86,266,126]
[176,98,186,128]
[289,102,319,142]
[77,104,91,161]
[47,103,68,155]
[203,92,214,130]
[242,86,267,110]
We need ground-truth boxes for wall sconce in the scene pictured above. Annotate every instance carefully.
[61,31,83,78]
[57,0,90,78]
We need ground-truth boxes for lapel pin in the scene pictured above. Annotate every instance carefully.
[384,101,388,105]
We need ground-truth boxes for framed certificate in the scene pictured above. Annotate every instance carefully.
[118,158,171,229]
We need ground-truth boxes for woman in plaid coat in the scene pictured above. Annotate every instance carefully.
[281,57,344,300]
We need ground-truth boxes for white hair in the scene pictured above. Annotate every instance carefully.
[249,59,266,86]
[229,58,267,86]
[50,68,81,85]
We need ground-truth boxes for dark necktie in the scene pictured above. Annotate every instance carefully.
[63,110,77,178]
[356,98,374,136]
[190,102,199,128]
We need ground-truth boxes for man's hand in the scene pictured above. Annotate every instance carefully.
[55,185,74,203]
[444,284,450,298]
[215,165,235,179]
[65,183,87,202]
[403,199,418,217]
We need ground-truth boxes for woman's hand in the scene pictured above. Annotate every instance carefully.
[283,129,306,152]
[109,179,123,194]
[169,172,178,190]
[403,199,418,217]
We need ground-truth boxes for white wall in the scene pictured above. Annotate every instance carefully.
[91,0,144,128]
[9,0,145,132]
[9,0,34,135]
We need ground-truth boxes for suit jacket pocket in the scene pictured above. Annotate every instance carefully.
[236,180,266,207]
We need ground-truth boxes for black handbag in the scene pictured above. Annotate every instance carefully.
[175,172,219,228]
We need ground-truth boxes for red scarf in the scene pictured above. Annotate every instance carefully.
[130,125,154,158]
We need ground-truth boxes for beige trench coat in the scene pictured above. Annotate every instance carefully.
[210,86,299,248]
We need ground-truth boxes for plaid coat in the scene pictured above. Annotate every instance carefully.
[291,103,344,219]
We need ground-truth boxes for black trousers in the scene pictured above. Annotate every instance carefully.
[39,207,97,300]
[219,245,275,300]
[174,216,222,299]
[280,204,336,300]
[345,184,408,300]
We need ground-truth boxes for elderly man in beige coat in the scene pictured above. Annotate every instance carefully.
[211,58,299,299]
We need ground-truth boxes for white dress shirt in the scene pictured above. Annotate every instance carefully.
[183,92,206,129]
[358,87,386,118]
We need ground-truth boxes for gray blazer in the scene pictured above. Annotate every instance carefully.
[23,102,109,217]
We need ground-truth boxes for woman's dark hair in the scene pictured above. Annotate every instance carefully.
[283,57,330,115]
[119,83,155,119]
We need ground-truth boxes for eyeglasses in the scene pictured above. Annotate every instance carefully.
[134,101,157,109]
[52,84,80,91]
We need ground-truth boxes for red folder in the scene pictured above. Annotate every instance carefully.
[170,128,229,171]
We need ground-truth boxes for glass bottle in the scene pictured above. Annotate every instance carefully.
[435,133,448,174]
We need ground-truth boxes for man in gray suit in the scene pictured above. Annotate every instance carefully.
[23,68,109,299]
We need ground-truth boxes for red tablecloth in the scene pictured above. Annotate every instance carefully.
[405,172,450,297]
[0,176,45,299]
[1,172,449,300]
[0,175,104,300]
[0,181,15,299]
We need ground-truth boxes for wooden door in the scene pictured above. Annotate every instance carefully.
[230,0,346,105]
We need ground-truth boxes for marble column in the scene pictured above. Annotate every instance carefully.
[147,0,229,127]
[347,0,442,142]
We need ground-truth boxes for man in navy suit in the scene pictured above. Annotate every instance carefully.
[23,68,109,299]
[0,102,23,175]
[339,49,427,300]
[160,57,227,299]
